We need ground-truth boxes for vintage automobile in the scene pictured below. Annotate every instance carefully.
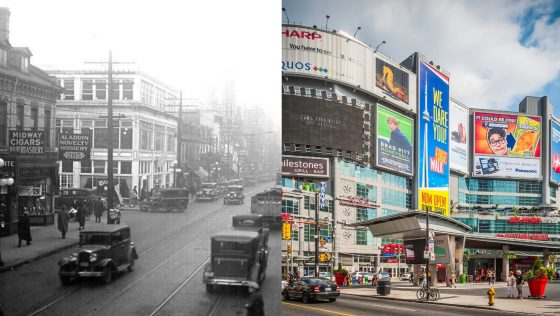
[140,188,189,212]
[196,183,220,201]
[223,185,245,205]
[203,230,267,292]
[58,225,138,285]
[232,214,269,254]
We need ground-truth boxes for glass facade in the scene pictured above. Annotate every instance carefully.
[455,217,560,235]
[458,178,541,206]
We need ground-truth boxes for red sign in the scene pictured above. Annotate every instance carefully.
[496,233,549,241]
[509,216,542,224]
[337,196,378,208]
[382,243,405,254]
[282,29,322,40]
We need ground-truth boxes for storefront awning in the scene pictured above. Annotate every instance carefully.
[193,167,208,179]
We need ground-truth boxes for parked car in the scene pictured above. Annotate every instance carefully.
[319,272,332,280]
[58,225,138,285]
[282,277,340,303]
[232,214,269,252]
[223,185,245,205]
[140,188,189,212]
[203,230,267,292]
[400,273,411,281]
[196,183,221,201]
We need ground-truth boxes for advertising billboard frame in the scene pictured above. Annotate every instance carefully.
[472,110,542,180]
[281,155,330,179]
[550,119,560,184]
[375,103,414,177]
[449,99,469,175]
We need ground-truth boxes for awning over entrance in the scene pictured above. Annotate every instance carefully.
[193,167,208,179]
[465,234,560,251]
[348,210,471,239]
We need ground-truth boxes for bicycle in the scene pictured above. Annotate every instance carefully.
[416,284,440,301]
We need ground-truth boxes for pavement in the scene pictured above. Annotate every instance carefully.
[0,206,140,274]
[340,280,560,315]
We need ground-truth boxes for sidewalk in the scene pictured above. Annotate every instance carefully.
[0,216,109,273]
[341,280,560,315]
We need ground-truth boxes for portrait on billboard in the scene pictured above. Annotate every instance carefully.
[473,111,541,179]
[551,120,560,184]
[376,105,413,175]
[375,59,409,103]
[449,100,469,174]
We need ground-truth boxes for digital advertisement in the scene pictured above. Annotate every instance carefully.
[551,120,560,184]
[472,111,541,179]
[376,105,414,176]
[449,100,469,174]
[417,60,450,216]
[375,59,409,104]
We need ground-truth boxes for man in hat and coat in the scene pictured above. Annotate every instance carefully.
[17,211,32,247]
[57,205,69,238]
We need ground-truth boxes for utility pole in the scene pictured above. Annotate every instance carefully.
[315,192,320,277]
[86,50,133,224]
[425,205,430,288]
[176,91,182,188]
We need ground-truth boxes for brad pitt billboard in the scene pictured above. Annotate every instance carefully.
[282,95,363,154]
[472,111,541,179]
[376,105,414,176]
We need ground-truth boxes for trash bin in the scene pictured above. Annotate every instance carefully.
[460,274,467,284]
[376,279,391,295]
[358,275,364,284]
[352,275,357,284]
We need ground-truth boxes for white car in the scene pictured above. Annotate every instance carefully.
[319,272,332,279]
[400,273,411,281]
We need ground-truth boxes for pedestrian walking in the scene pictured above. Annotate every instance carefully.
[17,211,32,247]
[76,204,86,230]
[488,269,495,285]
[507,271,516,298]
[409,271,413,283]
[130,186,138,206]
[57,206,69,239]
[94,197,104,223]
[449,271,457,288]
[515,270,524,299]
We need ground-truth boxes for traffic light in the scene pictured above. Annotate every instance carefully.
[325,253,331,261]
[282,223,291,240]
[287,244,292,254]
[320,253,325,262]
[320,238,325,247]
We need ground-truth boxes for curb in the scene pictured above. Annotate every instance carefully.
[0,241,79,274]
[340,292,538,315]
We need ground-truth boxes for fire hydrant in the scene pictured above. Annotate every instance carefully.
[487,287,495,306]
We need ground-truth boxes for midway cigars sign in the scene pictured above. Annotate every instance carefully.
[9,130,45,154]
[58,130,92,161]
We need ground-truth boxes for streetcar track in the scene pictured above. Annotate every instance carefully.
[208,293,227,316]
[148,257,210,316]
[26,185,269,316]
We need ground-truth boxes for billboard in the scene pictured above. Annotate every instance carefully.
[472,111,541,179]
[375,58,409,104]
[417,61,449,216]
[282,95,363,153]
[282,26,416,113]
[282,155,329,178]
[376,105,414,175]
[449,100,469,174]
[550,120,560,184]
[58,130,92,161]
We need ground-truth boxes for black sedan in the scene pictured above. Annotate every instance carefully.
[282,277,340,303]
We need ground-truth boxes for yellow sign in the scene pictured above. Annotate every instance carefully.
[419,188,449,216]
[319,253,325,262]
[282,223,291,240]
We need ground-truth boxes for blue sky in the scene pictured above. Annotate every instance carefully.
[283,0,560,117]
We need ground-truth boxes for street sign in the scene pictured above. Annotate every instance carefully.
[430,252,436,261]
[423,251,429,259]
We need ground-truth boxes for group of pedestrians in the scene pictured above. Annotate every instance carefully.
[507,270,525,299]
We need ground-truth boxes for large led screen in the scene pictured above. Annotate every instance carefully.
[417,61,449,216]
[375,59,409,104]
[472,111,541,179]
[282,95,363,154]
[550,120,560,184]
[376,105,414,175]
[449,100,469,174]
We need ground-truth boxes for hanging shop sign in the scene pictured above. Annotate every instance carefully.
[9,130,45,154]
[508,216,542,224]
[282,155,329,178]
[58,130,92,161]
[337,196,378,208]
[18,185,43,196]
[496,233,549,240]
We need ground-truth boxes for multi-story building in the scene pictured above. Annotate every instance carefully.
[46,67,179,202]
[0,8,61,235]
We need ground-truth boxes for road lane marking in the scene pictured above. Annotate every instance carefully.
[281,302,355,316]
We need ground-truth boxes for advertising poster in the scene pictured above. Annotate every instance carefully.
[473,111,541,178]
[449,100,469,174]
[58,130,92,161]
[417,61,449,216]
[375,59,409,104]
[551,120,560,184]
[376,105,414,175]
[9,130,45,154]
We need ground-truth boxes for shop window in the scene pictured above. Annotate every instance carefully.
[282,197,299,215]
[16,101,24,130]
[121,161,132,174]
